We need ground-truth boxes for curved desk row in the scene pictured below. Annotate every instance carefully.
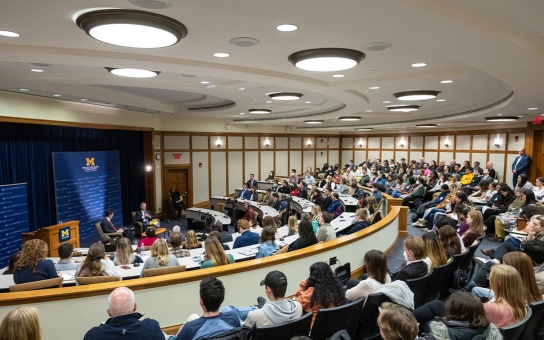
[0,197,406,340]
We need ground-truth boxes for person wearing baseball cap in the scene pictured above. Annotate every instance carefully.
[243,270,303,327]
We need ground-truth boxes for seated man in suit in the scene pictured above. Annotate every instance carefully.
[101,209,132,241]
[391,236,428,282]
[135,202,154,227]
[233,219,260,249]
[237,184,251,199]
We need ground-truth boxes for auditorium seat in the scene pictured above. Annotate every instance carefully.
[405,270,434,309]
[253,312,312,340]
[422,258,456,303]
[310,297,365,340]
[143,265,186,277]
[9,277,63,292]
[95,222,122,242]
[356,293,392,340]
[500,307,532,339]
[132,211,144,238]
[76,276,121,285]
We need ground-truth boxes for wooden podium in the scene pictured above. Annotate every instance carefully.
[22,221,80,257]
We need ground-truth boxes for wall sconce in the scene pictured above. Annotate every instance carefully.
[307,139,312,147]
[264,138,270,147]
[444,138,450,148]
[399,138,405,147]
[358,139,364,147]
[216,138,222,147]
[494,136,501,147]
[145,165,152,172]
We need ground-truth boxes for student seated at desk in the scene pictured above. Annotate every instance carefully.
[233,219,260,249]
[110,237,143,265]
[55,243,78,271]
[13,239,59,284]
[169,232,191,257]
[182,230,202,250]
[277,220,318,254]
[200,236,235,268]
[75,242,120,281]
[140,239,180,277]
[136,227,158,248]
[255,226,279,258]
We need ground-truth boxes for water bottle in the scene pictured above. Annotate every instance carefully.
[140,243,145,255]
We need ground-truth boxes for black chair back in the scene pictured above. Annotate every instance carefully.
[356,293,392,340]
[405,270,434,309]
[252,312,312,340]
[500,307,532,339]
[422,259,456,303]
[459,239,480,276]
[521,300,544,340]
[310,298,365,340]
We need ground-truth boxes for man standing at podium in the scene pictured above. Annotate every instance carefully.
[101,209,132,241]
[135,202,153,227]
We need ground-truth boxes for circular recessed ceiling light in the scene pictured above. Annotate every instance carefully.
[304,120,324,124]
[53,94,62,97]
[383,101,391,104]
[440,80,453,84]
[276,24,298,32]
[107,68,158,78]
[249,109,272,114]
[387,105,420,112]
[369,86,380,89]
[411,63,427,67]
[288,48,365,72]
[265,101,272,104]
[213,52,229,58]
[0,30,20,37]
[355,128,373,131]
[485,116,519,122]
[268,92,303,100]
[19,88,29,92]
[76,9,187,48]
[332,74,345,78]
[200,81,210,84]
[305,101,312,104]
[239,112,245,115]
[394,90,441,101]
[238,88,245,90]
[416,124,438,128]
[365,110,373,112]
[527,107,538,110]
[436,99,446,102]
[81,98,88,102]
[229,37,260,47]
[338,116,361,121]
[31,69,44,73]
[362,42,392,51]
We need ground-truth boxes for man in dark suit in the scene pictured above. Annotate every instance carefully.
[237,184,251,199]
[391,236,428,281]
[485,162,497,180]
[232,219,260,249]
[297,182,308,199]
[511,148,531,187]
[320,187,333,211]
[135,202,154,227]
[100,209,132,241]
[246,174,258,189]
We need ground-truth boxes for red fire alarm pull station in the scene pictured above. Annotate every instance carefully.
[199,162,202,168]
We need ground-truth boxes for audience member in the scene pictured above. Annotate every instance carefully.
[183,230,202,250]
[438,226,462,257]
[316,211,336,242]
[76,242,120,279]
[523,239,544,293]
[140,239,180,277]
[242,270,303,327]
[135,202,154,227]
[294,262,345,327]
[345,208,370,235]
[345,250,391,301]
[169,232,191,257]
[136,227,159,248]
[391,236,427,281]
[201,236,235,268]
[13,239,59,284]
[0,306,42,340]
[377,302,419,340]
[175,277,240,340]
[111,237,143,266]
[459,209,485,247]
[255,226,279,258]
[83,287,166,340]
[55,242,78,271]
[422,232,448,271]
[233,219,260,249]
[277,220,318,253]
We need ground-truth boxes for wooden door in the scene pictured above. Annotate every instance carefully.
[164,167,191,216]
[535,130,544,181]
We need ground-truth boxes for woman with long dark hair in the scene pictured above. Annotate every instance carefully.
[345,250,390,301]
[76,242,120,279]
[277,220,318,254]
[294,262,345,327]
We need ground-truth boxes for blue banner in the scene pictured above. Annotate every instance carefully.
[0,183,29,268]
[53,151,123,244]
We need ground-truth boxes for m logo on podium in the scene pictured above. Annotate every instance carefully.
[86,158,95,166]
[59,226,71,242]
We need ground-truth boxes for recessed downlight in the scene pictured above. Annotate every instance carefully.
[304,120,324,124]
[107,68,158,78]
[411,63,427,67]
[200,81,210,84]
[213,52,229,58]
[338,116,361,121]
[305,101,312,104]
[440,80,453,84]
[485,116,519,122]
[19,88,29,92]
[369,86,380,89]
[276,24,298,32]
[527,108,538,110]
[386,105,420,112]
[383,101,391,104]
[238,88,245,90]
[436,99,446,102]
[332,74,345,78]
[394,90,440,101]
[249,109,272,114]
[31,69,44,73]
[355,128,373,131]
[0,30,20,37]
[416,124,438,128]
[53,94,62,97]
[365,110,373,112]
[268,92,303,100]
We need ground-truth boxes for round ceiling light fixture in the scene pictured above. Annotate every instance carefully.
[485,116,519,122]
[355,128,373,131]
[338,116,361,121]
[76,9,187,48]
[394,90,440,101]
[0,30,20,37]
[386,105,420,112]
[362,42,392,51]
[304,120,324,124]
[288,48,365,72]
[106,67,159,78]
[268,92,303,100]
[276,24,298,32]
[248,109,272,114]
[416,124,438,128]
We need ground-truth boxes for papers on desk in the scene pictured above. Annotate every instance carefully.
[62,273,74,281]
[238,247,259,256]
[192,256,203,264]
